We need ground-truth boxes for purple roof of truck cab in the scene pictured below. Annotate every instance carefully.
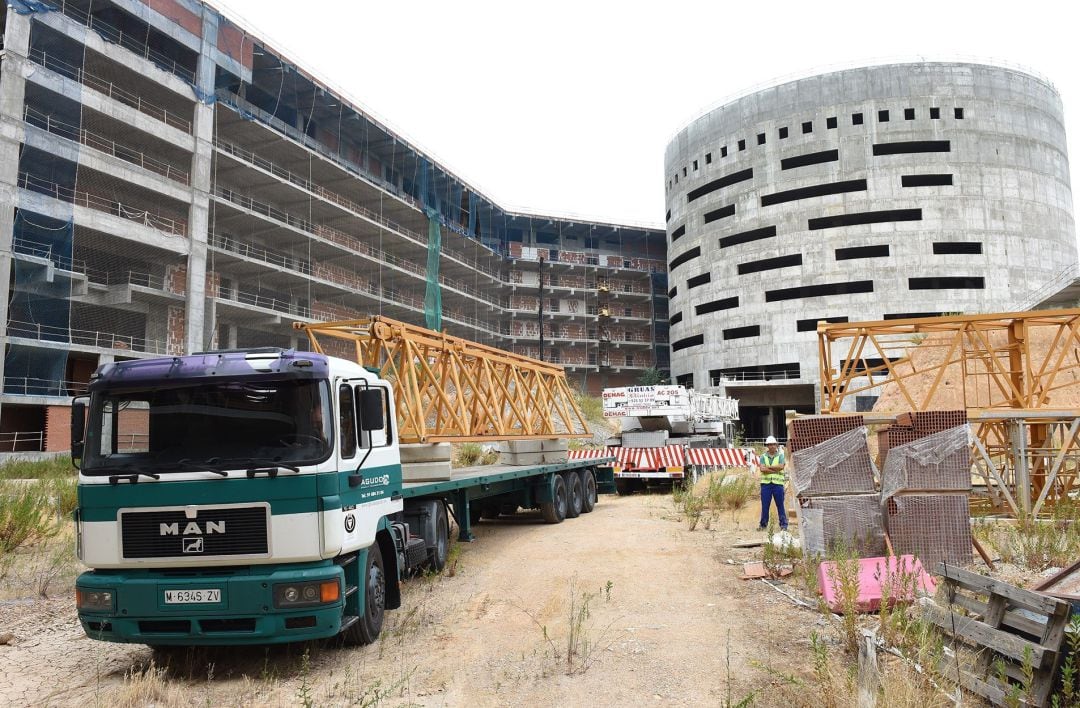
[88,350,331,390]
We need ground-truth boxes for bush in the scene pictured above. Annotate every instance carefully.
[575,394,604,425]
[0,483,62,554]
[452,443,497,468]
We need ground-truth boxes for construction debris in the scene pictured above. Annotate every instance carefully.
[816,554,935,613]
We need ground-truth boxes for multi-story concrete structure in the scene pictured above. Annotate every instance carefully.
[0,0,667,452]
[664,62,1076,438]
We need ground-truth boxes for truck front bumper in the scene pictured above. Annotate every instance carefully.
[76,561,344,646]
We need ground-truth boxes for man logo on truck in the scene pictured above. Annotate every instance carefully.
[159,521,226,536]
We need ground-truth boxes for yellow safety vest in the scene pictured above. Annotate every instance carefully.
[759,452,786,485]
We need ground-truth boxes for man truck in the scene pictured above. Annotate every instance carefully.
[72,317,612,646]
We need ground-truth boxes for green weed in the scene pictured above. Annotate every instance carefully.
[0,456,75,481]
[0,483,63,554]
[451,443,497,468]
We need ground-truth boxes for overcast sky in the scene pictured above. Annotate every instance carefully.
[217,0,1078,230]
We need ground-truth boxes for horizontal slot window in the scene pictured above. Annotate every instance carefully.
[835,245,890,260]
[902,174,953,187]
[738,254,803,275]
[909,276,984,290]
[872,140,951,156]
[672,334,704,351]
[696,296,739,315]
[669,311,683,326]
[780,149,839,170]
[713,362,800,381]
[883,312,943,320]
[669,246,701,272]
[723,325,760,340]
[703,204,736,223]
[761,179,866,207]
[670,225,686,241]
[765,280,873,303]
[933,242,982,255]
[686,168,753,202]
[720,225,776,249]
[668,286,677,298]
[809,208,922,230]
[796,316,849,332]
[687,272,711,289]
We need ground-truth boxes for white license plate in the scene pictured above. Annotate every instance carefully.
[163,588,221,604]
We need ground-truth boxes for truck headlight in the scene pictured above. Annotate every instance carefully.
[76,588,114,612]
[273,580,340,608]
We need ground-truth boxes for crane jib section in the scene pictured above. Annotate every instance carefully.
[295,317,591,444]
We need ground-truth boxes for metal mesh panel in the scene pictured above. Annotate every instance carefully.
[799,494,886,557]
[880,424,971,500]
[792,425,878,496]
[789,414,865,452]
[885,494,972,568]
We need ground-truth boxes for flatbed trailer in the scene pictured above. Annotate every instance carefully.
[402,460,616,541]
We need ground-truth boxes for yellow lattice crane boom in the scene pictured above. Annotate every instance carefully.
[294,317,590,444]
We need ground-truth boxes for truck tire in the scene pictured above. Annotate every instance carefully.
[566,472,583,518]
[615,478,634,496]
[343,544,385,645]
[427,502,449,572]
[581,470,597,513]
[541,474,567,523]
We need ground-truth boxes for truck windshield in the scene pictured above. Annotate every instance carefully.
[81,379,333,475]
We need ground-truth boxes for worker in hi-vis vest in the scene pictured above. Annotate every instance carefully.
[758,435,788,531]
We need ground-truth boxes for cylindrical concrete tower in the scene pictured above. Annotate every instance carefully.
[664,62,1076,437]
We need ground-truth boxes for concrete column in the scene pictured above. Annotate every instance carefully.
[183,9,219,354]
[0,11,33,415]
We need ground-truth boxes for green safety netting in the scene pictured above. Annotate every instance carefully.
[423,207,442,331]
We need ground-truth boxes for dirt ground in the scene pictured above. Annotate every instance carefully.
[0,490,818,707]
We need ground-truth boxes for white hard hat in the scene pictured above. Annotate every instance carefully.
[765,435,778,445]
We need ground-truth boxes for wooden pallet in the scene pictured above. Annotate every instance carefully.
[922,563,1072,706]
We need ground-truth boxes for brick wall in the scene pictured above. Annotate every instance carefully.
[44,405,72,452]
[167,306,185,355]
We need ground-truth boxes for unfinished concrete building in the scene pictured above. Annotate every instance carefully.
[0,0,668,452]
[665,62,1076,440]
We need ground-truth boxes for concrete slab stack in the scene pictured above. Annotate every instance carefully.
[498,439,569,465]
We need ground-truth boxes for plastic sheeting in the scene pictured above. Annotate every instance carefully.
[799,494,887,557]
[792,425,878,496]
[10,0,53,15]
[880,424,971,501]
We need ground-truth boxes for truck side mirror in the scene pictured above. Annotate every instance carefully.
[71,397,88,463]
[358,389,385,431]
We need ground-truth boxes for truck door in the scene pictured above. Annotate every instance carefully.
[335,380,402,552]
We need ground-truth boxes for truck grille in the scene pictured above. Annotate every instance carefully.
[120,506,269,559]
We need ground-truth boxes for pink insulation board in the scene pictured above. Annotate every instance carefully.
[817,555,936,613]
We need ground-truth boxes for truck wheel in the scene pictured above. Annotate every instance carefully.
[427,502,449,572]
[541,474,567,523]
[581,470,597,513]
[615,478,634,496]
[566,472,583,518]
[343,544,385,645]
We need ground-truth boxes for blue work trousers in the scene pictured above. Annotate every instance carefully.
[759,483,788,530]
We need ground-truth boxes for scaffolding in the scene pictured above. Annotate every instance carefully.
[295,316,591,444]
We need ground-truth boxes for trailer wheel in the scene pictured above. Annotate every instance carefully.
[541,474,567,523]
[581,470,597,513]
[343,544,385,645]
[566,472,583,518]
[427,502,449,572]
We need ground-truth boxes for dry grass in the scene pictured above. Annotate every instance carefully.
[451,443,498,468]
[672,470,757,530]
[973,501,1080,571]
